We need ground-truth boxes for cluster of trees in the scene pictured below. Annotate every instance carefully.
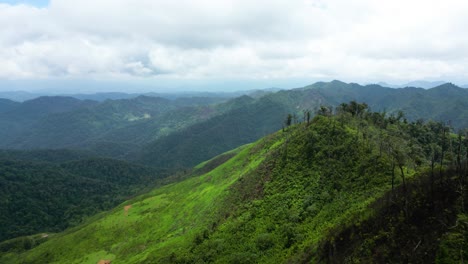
[0,157,161,242]
[310,103,468,262]
[285,100,467,191]
[278,102,467,262]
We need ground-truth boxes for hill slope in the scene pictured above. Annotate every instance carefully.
[137,95,290,169]
[6,104,465,263]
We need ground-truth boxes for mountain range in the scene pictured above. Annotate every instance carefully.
[1,81,467,159]
[1,102,465,263]
[0,81,467,263]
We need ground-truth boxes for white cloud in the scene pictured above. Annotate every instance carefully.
[1,0,468,85]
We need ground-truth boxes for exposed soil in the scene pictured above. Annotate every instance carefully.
[124,205,132,216]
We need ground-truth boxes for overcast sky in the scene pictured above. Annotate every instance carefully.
[1,0,468,92]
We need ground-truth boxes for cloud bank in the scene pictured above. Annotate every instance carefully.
[1,0,468,85]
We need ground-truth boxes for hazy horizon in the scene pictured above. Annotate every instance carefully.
[0,79,466,96]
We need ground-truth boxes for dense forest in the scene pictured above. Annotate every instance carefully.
[0,156,162,242]
[1,100,465,263]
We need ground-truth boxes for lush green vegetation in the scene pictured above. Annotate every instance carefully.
[0,157,161,242]
[3,102,465,263]
[0,83,467,262]
[1,81,467,164]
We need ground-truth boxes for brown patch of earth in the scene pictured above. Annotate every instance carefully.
[124,205,132,216]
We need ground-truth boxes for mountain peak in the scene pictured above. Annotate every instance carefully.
[429,82,463,91]
[330,79,347,85]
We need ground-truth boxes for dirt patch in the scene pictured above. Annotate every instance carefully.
[124,205,132,216]
[97,260,111,264]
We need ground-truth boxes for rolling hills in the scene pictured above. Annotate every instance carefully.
[1,81,467,166]
[3,104,466,263]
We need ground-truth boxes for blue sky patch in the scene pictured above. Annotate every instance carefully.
[0,0,49,7]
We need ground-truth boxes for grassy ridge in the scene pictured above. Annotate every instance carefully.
[2,138,281,263]
[183,116,398,263]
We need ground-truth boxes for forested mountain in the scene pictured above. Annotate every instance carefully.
[0,96,98,148]
[0,95,228,154]
[2,103,465,263]
[1,81,466,164]
[136,95,292,168]
[6,96,175,149]
[301,81,468,129]
[0,99,20,113]
[134,81,468,169]
[2,96,97,120]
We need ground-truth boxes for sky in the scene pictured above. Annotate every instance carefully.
[1,0,468,92]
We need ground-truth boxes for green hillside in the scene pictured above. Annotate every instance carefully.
[5,103,465,263]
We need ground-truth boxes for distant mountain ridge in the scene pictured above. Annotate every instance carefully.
[375,80,452,89]
[134,81,468,169]
[0,80,466,169]
[302,81,468,129]
[1,81,463,102]
[0,89,273,102]
[0,95,245,161]
[0,98,20,113]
